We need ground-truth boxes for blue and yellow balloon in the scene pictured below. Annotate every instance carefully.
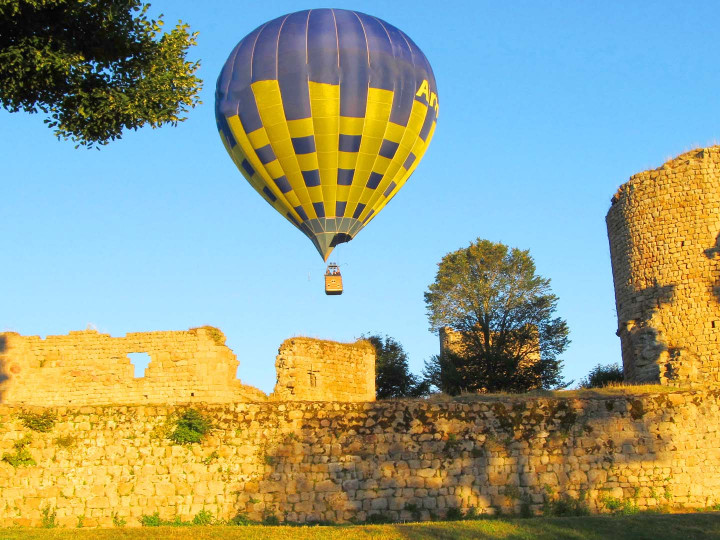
[215,9,438,261]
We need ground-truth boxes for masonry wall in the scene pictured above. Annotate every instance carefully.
[0,328,266,406]
[273,338,375,402]
[606,147,720,385]
[0,391,718,527]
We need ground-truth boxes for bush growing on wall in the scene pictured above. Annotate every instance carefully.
[169,409,212,444]
[1,434,35,467]
[189,326,226,346]
[19,410,56,432]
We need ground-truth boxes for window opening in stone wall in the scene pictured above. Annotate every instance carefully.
[128,353,151,378]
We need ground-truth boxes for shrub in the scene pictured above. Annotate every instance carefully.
[169,409,211,445]
[41,506,57,528]
[580,363,624,388]
[112,512,127,527]
[140,512,209,527]
[19,410,56,432]
[543,490,589,517]
[189,326,226,346]
[405,503,421,521]
[229,513,251,526]
[140,512,162,527]
[193,510,213,525]
[2,435,36,467]
[548,496,589,516]
[445,507,463,520]
[601,496,639,515]
[202,451,219,465]
[54,435,76,448]
[463,507,479,520]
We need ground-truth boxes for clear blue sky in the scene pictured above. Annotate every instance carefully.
[2,1,719,393]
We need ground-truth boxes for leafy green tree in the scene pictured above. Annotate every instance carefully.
[0,0,202,147]
[423,238,570,394]
[365,334,429,399]
[580,363,624,388]
[422,353,467,397]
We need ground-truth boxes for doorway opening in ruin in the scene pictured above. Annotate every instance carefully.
[128,353,151,378]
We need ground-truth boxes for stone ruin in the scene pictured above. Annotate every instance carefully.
[273,337,375,402]
[2,147,720,526]
[0,327,375,406]
[607,146,720,386]
[439,326,541,389]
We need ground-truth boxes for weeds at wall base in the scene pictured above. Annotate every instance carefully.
[41,506,57,529]
[141,510,244,527]
[6,502,717,529]
[541,487,590,517]
[111,512,126,527]
[601,495,640,515]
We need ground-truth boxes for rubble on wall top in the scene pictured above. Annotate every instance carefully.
[609,145,720,208]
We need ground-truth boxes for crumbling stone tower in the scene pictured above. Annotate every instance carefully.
[273,337,375,401]
[606,147,720,385]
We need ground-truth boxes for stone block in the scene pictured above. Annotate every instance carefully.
[87,497,110,509]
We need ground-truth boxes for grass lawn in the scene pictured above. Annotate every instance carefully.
[1,513,719,540]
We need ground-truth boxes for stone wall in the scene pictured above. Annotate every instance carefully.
[606,147,720,385]
[0,328,266,405]
[439,327,465,358]
[0,330,376,406]
[0,390,719,527]
[273,338,375,402]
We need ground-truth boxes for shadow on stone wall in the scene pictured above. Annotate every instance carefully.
[0,396,708,526]
[226,397,678,524]
[0,335,7,403]
[618,282,675,382]
[704,231,720,303]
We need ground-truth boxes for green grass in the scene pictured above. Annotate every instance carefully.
[1,513,720,539]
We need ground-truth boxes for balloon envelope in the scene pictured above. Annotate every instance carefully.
[216,8,438,260]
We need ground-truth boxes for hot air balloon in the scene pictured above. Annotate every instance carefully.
[215,8,438,264]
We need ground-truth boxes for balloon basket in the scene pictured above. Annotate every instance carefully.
[325,263,343,295]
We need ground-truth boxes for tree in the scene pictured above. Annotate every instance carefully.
[0,0,202,147]
[421,353,467,397]
[423,239,570,394]
[364,334,429,399]
[579,363,624,389]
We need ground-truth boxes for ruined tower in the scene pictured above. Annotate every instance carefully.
[606,147,720,385]
[273,337,376,401]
